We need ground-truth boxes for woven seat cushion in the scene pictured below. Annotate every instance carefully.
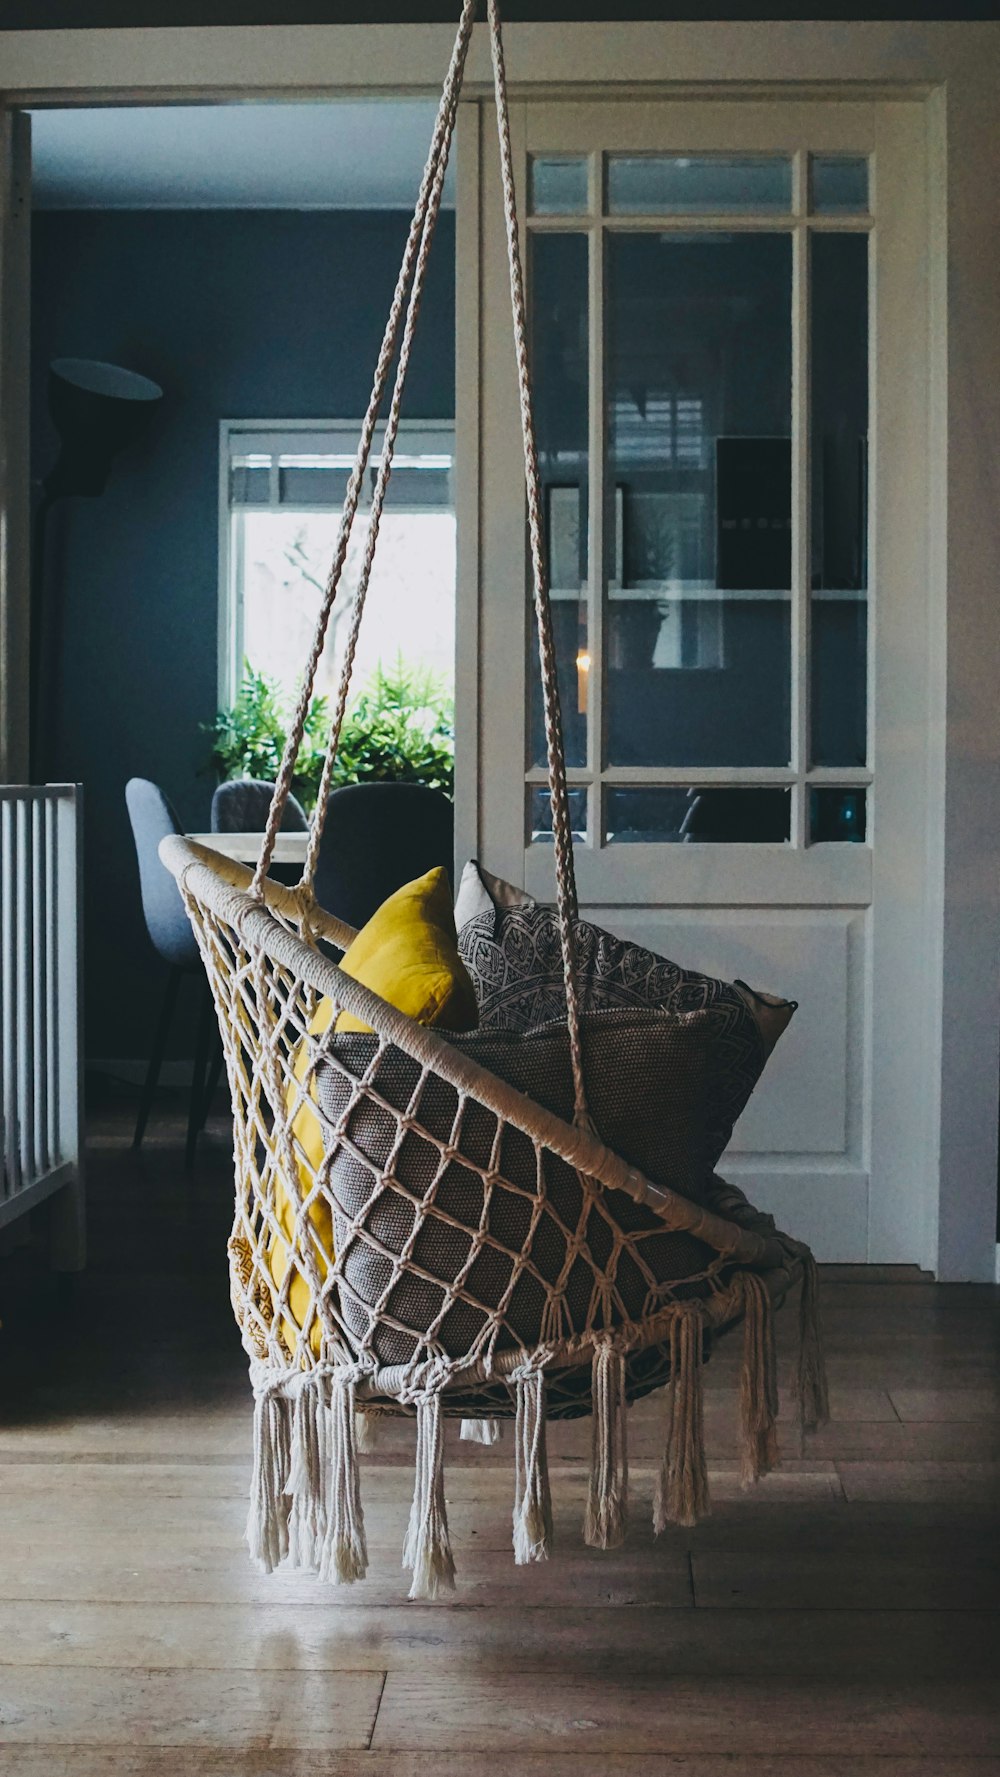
[316,1009,719,1368]
[455,860,795,1169]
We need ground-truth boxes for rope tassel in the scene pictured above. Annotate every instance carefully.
[355,1410,380,1454]
[585,1344,628,1550]
[797,1249,831,1431]
[403,1396,455,1600]
[739,1273,780,1488]
[512,1373,552,1564]
[320,1374,368,1586]
[460,1417,504,1445]
[246,1389,292,1574]
[654,1310,710,1532]
[286,1372,329,1570]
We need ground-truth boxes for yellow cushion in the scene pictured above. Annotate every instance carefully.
[270,866,478,1358]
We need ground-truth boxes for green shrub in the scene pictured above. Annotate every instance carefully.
[331,660,454,798]
[204,659,454,810]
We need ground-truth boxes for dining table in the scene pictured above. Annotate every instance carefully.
[188,832,309,867]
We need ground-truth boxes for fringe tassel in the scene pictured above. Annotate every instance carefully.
[460,1417,504,1445]
[584,1344,628,1550]
[355,1410,380,1453]
[739,1273,780,1488]
[246,1389,292,1573]
[286,1372,329,1569]
[403,1395,455,1600]
[797,1249,831,1431]
[654,1310,710,1532]
[320,1374,368,1585]
[512,1373,552,1564]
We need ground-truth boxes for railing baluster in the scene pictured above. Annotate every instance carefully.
[0,801,8,1199]
[3,800,21,1197]
[0,787,83,1256]
[46,794,59,1168]
[18,796,36,1186]
[33,797,49,1179]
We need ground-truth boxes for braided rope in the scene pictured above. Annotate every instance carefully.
[486,0,589,1129]
[298,27,466,893]
[248,0,591,1127]
[251,0,478,899]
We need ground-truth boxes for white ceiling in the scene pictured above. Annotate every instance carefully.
[29,102,452,211]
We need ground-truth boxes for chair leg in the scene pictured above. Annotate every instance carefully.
[197,1031,225,1136]
[185,980,215,1173]
[133,967,181,1150]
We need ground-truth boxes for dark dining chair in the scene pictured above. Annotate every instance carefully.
[125,777,215,1170]
[313,781,455,931]
[210,777,308,837]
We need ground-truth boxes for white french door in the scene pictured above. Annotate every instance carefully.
[458,96,935,1263]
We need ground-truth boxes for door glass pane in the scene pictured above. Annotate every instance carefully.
[810,156,869,214]
[529,786,588,844]
[810,786,867,842]
[530,232,589,769]
[606,786,791,843]
[811,232,868,767]
[605,232,792,769]
[607,155,791,215]
[530,155,589,216]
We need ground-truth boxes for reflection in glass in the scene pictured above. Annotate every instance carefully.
[530,156,589,215]
[530,232,589,768]
[811,232,868,767]
[810,787,867,843]
[607,155,791,215]
[606,786,791,843]
[810,156,869,214]
[605,232,792,767]
[529,786,588,844]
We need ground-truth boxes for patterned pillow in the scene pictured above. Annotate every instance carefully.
[456,861,795,1169]
[316,1010,718,1367]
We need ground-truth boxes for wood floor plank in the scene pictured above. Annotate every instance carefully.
[0,1531,694,1608]
[801,1422,1000,1461]
[3,1753,999,1777]
[370,1671,944,1756]
[0,1413,253,1459]
[889,1387,1000,1422]
[0,1455,841,1502]
[837,1462,1000,1503]
[691,1549,999,1611]
[0,1470,842,1540]
[1,1602,996,1679]
[0,1666,384,1750]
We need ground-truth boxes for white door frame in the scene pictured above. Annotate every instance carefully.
[1,21,997,1279]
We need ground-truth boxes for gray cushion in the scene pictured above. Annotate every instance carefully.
[457,894,794,1169]
[316,1009,717,1368]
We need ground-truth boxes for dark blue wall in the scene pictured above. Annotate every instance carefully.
[31,207,456,1063]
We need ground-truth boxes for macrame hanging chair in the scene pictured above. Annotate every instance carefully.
[161,0,829,1601]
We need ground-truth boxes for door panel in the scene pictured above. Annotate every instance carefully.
[463,96,931,1262]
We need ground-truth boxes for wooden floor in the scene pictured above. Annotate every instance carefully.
[1,1088,999,1775]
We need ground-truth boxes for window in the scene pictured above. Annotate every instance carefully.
[526,148,871,846]
[220,420,456,709]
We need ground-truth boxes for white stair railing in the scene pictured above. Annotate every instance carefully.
[0,784,84,1268]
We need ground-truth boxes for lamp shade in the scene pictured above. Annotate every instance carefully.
[44,357,163,498]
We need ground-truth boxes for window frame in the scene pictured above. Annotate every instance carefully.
[218,416,457,708]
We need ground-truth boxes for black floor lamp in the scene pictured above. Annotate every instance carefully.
[31,357,163,779]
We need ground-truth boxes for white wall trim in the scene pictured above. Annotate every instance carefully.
[1,23,999,105]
